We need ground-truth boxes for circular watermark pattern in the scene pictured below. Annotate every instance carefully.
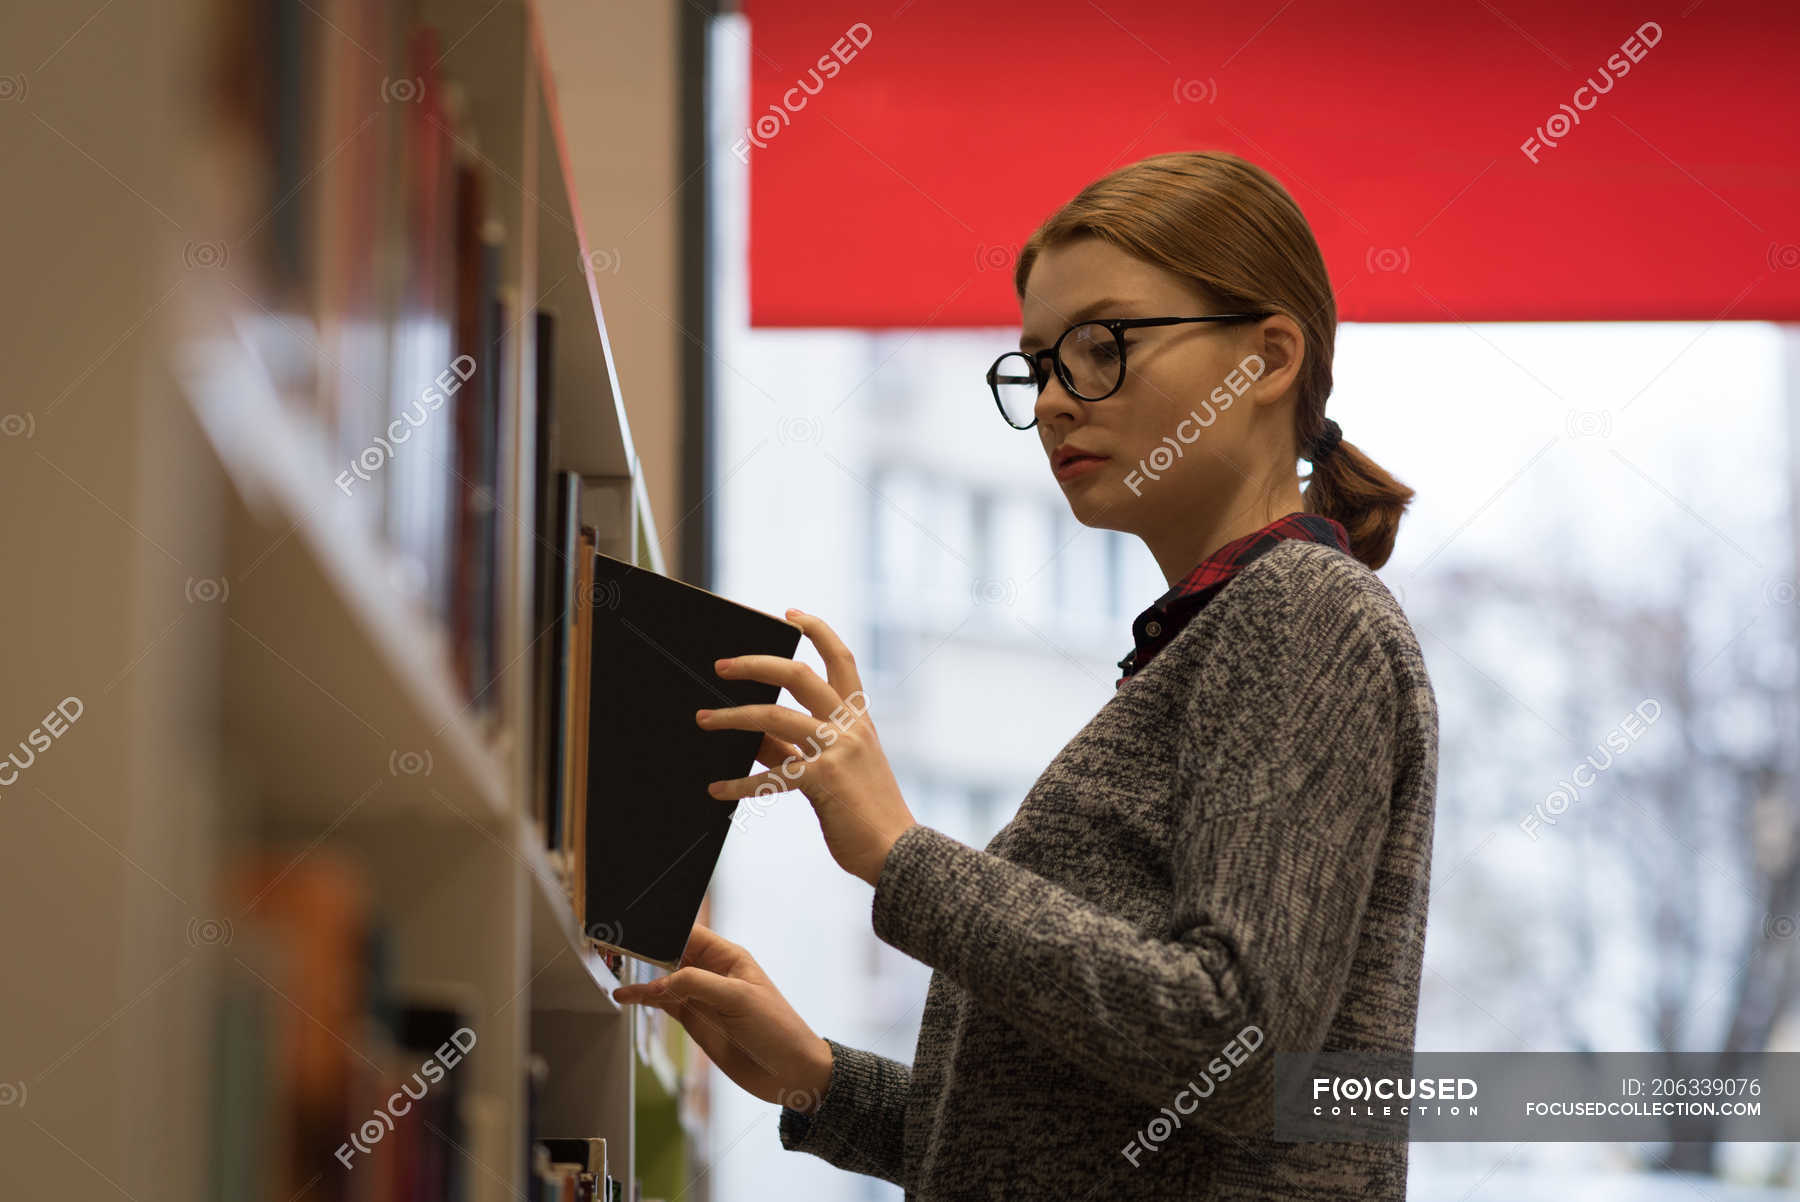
[585,920,625,948]
[183,240,228,269]
[776,415,823,446]
[187,916,233,947]
[381,76,422,103]
[1171,77,1215,103]
[185,576,229,603]
[582,248,622,275]
[389,749,433,777]
[970,577,1017,607]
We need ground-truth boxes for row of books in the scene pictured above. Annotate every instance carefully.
[218,0,696,1137]
[208,849,646,1202]
[216,0,507,715]
[218,3,677,968]
[522,307,622,958]
[208,851,497,1202]
[524,1065,623,1202]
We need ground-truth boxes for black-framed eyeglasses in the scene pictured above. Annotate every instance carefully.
[985,313,1273,430]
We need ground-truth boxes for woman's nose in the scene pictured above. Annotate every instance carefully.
[1033,371,1083,430]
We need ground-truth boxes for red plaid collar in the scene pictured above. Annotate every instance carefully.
[1115,512,1350,687]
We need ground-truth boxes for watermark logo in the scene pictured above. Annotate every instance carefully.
[1123,354,1265,496]
[582,577,622,611]
[1366,246,1411,274]
[389,750,433,777]
[186,576,229,604]
[1769,244,1800,271]
[732,23,873,161]
[777,1086,822,1115]
[971,577,1017,607]
[381,77,422,103]
[187,917,233,947]
[183,240,228,270]
[1,412,37,439]
[335,1027,477,1169]
[1312,1073,1478,1115]
[776,415,824,446]
[1521,22,1662,163]
[1122,1024,1264,1166]
[1565,409,1613,439]
[1519,698,1661,839]
[728,689,871,829]
[1172,77,1216,104]
[585,921,625,949]
[1765,914,1797,941]
[0,74,26,103]
[336,355,477,495]
[0,696,85,796]
[581,248,622,275]
[975,243,1016,272]
[0,1082,25,1106]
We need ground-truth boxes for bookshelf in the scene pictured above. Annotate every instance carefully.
[0,1,709,1200]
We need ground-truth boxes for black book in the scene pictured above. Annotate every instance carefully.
[544,470,581,850]
[470,279,503,707]
[580,553,802,968]
[530,312,559,837]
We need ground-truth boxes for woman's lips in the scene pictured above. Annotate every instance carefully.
[1053,453,1108,483]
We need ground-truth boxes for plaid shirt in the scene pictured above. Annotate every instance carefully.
[1116,512,1351,688]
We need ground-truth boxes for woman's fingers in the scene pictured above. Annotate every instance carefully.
[785,610,865,706]
[698,701,832,746]
[710,769,796,802]
[680,922,758,979]
[614,965,740,1009]
[751,732,801,772]
[717,653,841,719]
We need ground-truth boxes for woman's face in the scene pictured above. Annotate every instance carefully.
[1018,236,1301,539]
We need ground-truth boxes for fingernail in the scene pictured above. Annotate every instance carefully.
[696,709,712,722]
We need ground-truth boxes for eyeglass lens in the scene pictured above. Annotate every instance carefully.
[991,321,1123,428]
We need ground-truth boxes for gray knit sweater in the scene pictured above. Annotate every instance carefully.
[778,538,1438,1199]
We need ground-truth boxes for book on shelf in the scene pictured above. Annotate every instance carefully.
[539,1139,616,1202]
[569,553,803,969]
[536,466,581,850]
[221,0,515,720]
[529,536,803,970]
[529,316,564,843]
[382,22,457,614]
[206,849,499,1202]
[551,525,598,906]
[448,122,505,715]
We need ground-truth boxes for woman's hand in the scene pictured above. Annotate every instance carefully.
[698,608,917,888]
[612,922,835,1114]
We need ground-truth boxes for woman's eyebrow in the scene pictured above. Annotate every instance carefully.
[1019,296,1132,351]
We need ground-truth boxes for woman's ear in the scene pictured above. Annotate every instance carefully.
[1248,313,1305,406]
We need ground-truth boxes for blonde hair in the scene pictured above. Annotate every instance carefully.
[1014,150,1414,571]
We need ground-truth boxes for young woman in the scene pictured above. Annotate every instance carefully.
[613,150,1439,1199]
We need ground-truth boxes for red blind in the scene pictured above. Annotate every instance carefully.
[739,1,1800,327]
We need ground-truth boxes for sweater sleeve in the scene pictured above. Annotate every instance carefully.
[868,584,1398,1140]
[775,1036,911,1186]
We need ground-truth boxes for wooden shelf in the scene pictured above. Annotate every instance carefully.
[180,326,513,830]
